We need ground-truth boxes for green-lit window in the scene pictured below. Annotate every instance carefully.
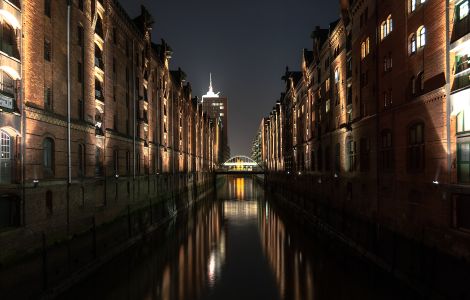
[457,110,470,134]
[459,1,469,20]
[458,142,470,183]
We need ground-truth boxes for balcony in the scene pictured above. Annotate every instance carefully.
[452,73,470,92]
[0,82,15,110]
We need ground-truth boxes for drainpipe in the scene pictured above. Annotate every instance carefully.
[445,0,452,184]
[20,1,25,226]
[66,0,72,234]
[132,40,136,201]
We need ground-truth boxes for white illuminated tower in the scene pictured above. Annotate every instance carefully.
[201,74,230,162]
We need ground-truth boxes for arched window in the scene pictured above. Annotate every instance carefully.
[334,68,340,83]
[43,138,54,176]
[417,26,426,48]
[418,71,424,92]
[381,21,387,40]
[387,15,393,33]
[409,34,417,54]
[407,123,425,172]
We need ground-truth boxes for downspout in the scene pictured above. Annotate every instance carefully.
[132,40,136,201]
[20,1,25,226]
[66,0,72,234]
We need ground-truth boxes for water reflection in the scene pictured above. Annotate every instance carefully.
[61,176,418,300]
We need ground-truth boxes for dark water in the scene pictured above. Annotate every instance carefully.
[60,176,419,300]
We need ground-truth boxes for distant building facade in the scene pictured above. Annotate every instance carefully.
[201,75,230,163]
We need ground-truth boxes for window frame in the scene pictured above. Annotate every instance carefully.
[407,122,425,173]
[43,138,55,176]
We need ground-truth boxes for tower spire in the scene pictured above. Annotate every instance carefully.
[209,73,213,94]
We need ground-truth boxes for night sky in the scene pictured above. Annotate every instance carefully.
[120,0,340,156]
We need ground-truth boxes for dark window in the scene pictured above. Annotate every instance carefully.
[347,139,356,172]
[335,143,341,172]
[381,130,393,172]
[113,149,119,175]
[78,0,84,11]
[457,142,470,183]
[360,137,370,172]
[45,191,53,216]
[43,138,54,177]
[113,28,117,44]
[317,147,323,171]
[407,123,425,172]
[455,195,470,231]
[78,98,84,120]
[44,39,51,61]
[418,72,424,92]
[44,87,52,110]
[77,25,84,47]
[126,151,131,175]
[77,62,83,83]
[95,147,103,176]
[45,0,51,17]
[78,143,85,177]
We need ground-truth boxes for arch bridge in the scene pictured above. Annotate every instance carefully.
[216,155,265,175]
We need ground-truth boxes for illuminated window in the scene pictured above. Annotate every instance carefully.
[380,15,393,40]
[361,38,370,59]
[457,109,470,133]
[410,0,417,12]
[458,142,470,183]
[334,68,340,83]
[409,34,417,54]
[459,1,469,20]
[417,26,426,48]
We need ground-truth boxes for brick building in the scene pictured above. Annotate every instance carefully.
[0,0,219,248]
[262,0,470,260]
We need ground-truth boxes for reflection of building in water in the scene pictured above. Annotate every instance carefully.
[259,202,315,300]
[158,201,225,300]
[223,201,259,219]
[226,176,255,201]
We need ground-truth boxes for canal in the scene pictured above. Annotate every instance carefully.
[59,176,419,300]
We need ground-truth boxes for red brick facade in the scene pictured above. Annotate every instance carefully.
[261,0,470,260]
[0,0,220,252]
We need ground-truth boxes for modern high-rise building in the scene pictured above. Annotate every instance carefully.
[201,74,230,163]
